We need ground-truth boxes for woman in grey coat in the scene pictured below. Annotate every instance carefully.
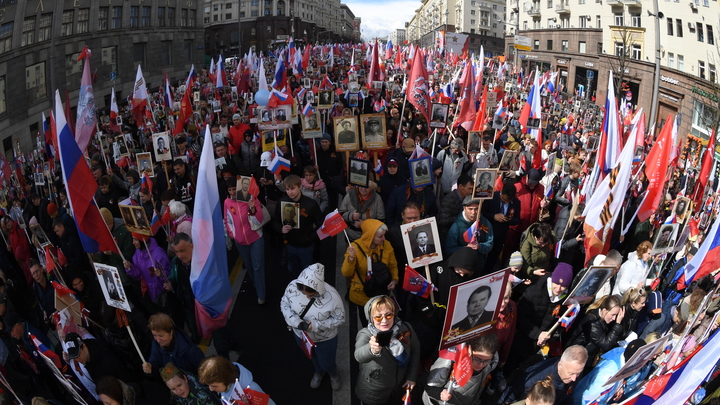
[354,295,420,405]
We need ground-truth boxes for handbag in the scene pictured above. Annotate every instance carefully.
[249,203,271,231]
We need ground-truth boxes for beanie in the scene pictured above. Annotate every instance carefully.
[509,251,523,268]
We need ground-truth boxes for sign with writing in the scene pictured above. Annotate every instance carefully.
[514,35,532,51]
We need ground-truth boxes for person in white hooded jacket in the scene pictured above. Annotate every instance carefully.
[280,263,346,390]
[612,241,653,296]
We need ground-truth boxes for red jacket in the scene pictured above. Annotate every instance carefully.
[8,223,30,284]
[228,123,251,154]
[514,178,545,233]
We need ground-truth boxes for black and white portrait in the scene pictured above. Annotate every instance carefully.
[400,217,443,267]
[152,132,172,161]
[409,156,433,188]
[94,263,130,311]
[348,158,369,188]
[361,114,386,149]
[430,103,449,129]
[472,169,497,200]
[281,201,300,229]
[137,152,154,177]
[565,265,616,305]
[334,117,358,151]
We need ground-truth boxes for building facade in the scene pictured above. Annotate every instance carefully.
[390,28,406,45]
[0,0,204,155]
[203,0,358,55]
[505,0,719,139]
[406,0,507,57]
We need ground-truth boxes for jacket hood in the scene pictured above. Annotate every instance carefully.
[447,247,479,272]
[356,219,385,252]
[363,295,389,320]
[628,251,639,261]
[297,263,327,295]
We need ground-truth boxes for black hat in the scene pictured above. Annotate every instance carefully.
[64,332,84,359]
[527,168,542,184]
[624,339,646,362]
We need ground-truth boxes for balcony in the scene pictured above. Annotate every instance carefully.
[555,3,570,13]
[527,6,541,16]
[606,0,622,5]
[622,0,641,6]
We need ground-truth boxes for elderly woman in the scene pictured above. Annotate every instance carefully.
[339,181,386,241]
[161,362,220,405]
[281,263,346,390]
[355,295,420,405]
[197,356,275,405]
[301,166,329,213]
[169,200,193,238]
[123,233,172,304]
[142,313,205,376]
[341,219,398,326]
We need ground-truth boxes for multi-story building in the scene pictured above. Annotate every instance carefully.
[390,28,407,45]
[203,0,358,55]
[353,17,362,42]
[0,0,204,154]
[505,0,719,139]
[406,0,506,57]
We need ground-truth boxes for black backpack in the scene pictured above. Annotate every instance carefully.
[354,243,392,298]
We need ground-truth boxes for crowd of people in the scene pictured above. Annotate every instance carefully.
[0,40,719,405]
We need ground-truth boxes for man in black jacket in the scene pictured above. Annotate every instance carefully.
[482,183,521,270]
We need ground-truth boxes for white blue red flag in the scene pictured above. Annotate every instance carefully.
[75,47,96,152]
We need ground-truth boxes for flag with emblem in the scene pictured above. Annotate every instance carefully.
[402,265,437,298]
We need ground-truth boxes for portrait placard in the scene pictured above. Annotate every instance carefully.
[152,132,172,161]
[348,158,370,188]
[257,105,292,130]
[235,175,254,201]
[114,135,130,162]
[673,197,691,223]
[430,103,449,129]
[400,217,443,267]
[467,132,482,154]
[280,201,300,229]
[603,333,672,387]
[119,204,152,236]
[334,117,359,152]
[318,90,334,109]
[95,263,131,311]
[652,223,680,255]
[564,265,617,305]
[30,224,51,248]
[409,156,434,188]
[360,113,387,150]
[498,150,520,172]
[472,169,497,200]
[302,111,322,139]
[137,152,154,177]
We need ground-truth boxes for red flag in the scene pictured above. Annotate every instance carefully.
[532,127,543,170]
[45,247,55,273]
[453,344,473,387]
[316,209,348,240]
[406,50,432,125]
[636,115,674,222]
[174,76,195,135]
[402,265,436,298]
[471,85,488,132]
[366,40,384,87]
[694,128,715,206]
[57,247,67,266]
[517,101,531,134]
[453,62,476,131]
[243,387,270,405]
[249,176,260,198]
[51,281,75,297]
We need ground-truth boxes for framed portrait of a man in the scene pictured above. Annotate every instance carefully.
[673,197,691,223]
[498,150,519,172]
[281,201,300,229]
[257,106,292,130]
[94,263,130,311]
[467,132,482,154]
[472,169,497,200]
[301,111,322,139]
[137,152,154,177]
[409,156,434,188]
[652,223,679,254]
[430,103,449,129]
[119,204,152,235]
[564,265,617,305]
[334,117,359,152]
[152,132,172,161]
[318,90,333,109]
[235,175,254,201]
[360,114,387,150]
[114,136,130,162]
[30,224,51,247]
[348,158,369,188]
[401,217,444,267]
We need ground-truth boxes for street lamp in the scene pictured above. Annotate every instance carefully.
[647,6,664,133]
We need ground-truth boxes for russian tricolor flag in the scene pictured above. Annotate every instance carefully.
[216,56,226,89]
[463,220,478,243]
[302,102,313,117]
[56,90,118,255]
[190,125,233,338]
[269,153,291,174]
[682,214,720,287]
[164,71,173,109]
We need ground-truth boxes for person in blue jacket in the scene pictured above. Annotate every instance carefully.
[143,312,205,377]
[446,197,493,272]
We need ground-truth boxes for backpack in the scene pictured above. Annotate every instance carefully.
[354,243,392,298]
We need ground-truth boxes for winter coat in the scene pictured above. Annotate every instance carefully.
[126,238,172,302]
[378,171,408,202]
[437,190,466,239]
[8,223,30,284]
[341,219,399,306]
[385,184,438,226]
[434,247,480,306]
[567,308,624,360]
[573,346,624,405]
[496,300,517,365]
[272,194,323,248]
[228,122,252,154]
[169,373,221,405]
[446,212,493,260]
[148,328,205,375]
[281,263,346,342]
[339,188,386,241]
[516,275,566,344]
[301,180,329,213]
[519,222,556,282]
[239,139,261,174]
[436,148,470,193]
[224,198,263,245]
[612,252,649,296]
[423,351,498,405]
[514,177,545,232]
[354,297,421,405]
[501,357,578,405]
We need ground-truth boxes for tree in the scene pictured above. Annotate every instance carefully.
[603,25,642,101]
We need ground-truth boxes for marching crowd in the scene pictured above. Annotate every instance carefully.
[0,41,719,405]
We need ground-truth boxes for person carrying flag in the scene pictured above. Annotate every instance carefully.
[445,197,494,271]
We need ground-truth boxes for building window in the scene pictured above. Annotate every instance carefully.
[98,7,108,31]
[614,13,623,26]
[471,10,476,15]
[711,64,717,82]
[471,19,476,25]
[226,13,232,19]
[678,54,684,70]
[130,6,139,28]
[26,62,47,104]
[158,7,166,27]
[264,9,270,15]
[0,76,5,115]
[471,28,476,34]
[596,15,601,27]
[213,4,219,11]
[668,52,675,68]
[597,42,602,53]
[697,22,704,41]
[547,39,553,50]
[133,43,146,67]
[534,40,540,49]
[141,6,150,27]
[62,10,73,36]
[77,8,89,34]
[213,14,219,21]
[101,46,117,74]
[161,41,172,66]
[112,7,122,29]
[168,8,176,26]
[183,40,192,61]
[561,40,568,51]
[523,21,528,30]
[667,18,673,35]
[38,14,52,41]
[708,24,715,45]
[252,0,259,5]
[631,13,640,27]
[181,9,188,26]
[579,16,587,28]
[0,23,11,54]
[699,61,706,79]
[631,44,641,59]
[692,99,715,138]
[548,0,553,8]
[579,41,586,53]
[676,19,683,37]
[251,10,258,16]
[189,10,196,26]
[240,11,245,17]
[226,3,232,8]
[22,17,34,47]
[251,27,256,35]
[615,42,624,56]
[65,52,82,76]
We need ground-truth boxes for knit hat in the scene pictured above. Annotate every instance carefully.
[432,158,443,172]
[160,362,182,383]
[647,291,663,314]
[131,232,150,242]
[100,208,114,228]
[551,263,573,288]
[509,251,523,268]
[321,133,332,141]
[47,203,58,217]
[624,339,646,362]
[386,158,399,167]
[232,113,241,121]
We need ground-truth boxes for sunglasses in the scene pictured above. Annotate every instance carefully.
[372,313,394,322]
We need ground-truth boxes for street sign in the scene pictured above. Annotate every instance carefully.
[110,71,117,81]
[586,70,595,80]
[514,35,532,51]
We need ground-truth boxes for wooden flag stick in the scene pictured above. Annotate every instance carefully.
[424,264,435,305]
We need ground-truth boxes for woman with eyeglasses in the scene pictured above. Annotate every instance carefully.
[280,263,346,391]
[422,333,499,405]
[355,295,420,405]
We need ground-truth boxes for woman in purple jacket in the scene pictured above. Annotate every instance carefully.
[124,232,172,303]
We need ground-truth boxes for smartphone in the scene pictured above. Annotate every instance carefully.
[376,330,393,347]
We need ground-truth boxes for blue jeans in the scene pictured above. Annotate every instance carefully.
[286,244,314,277]
[294,334,338,376]
[236,237,266,300]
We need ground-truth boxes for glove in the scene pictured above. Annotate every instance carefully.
[298,321,309,331]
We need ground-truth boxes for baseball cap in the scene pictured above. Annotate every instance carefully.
[462,196,480,206]
[527,169,542,185]
[64,332,84,359]
[386,158,399,167]
[402,138,415,153]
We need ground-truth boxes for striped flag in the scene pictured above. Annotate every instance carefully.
[75,46,96,152]
[559,303,580,329]
[190,125,233,338]
[302,102,313,116]
[463,220,478,243]
[269,153,291,174]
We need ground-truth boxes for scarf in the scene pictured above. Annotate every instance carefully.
[367,320,410,368]
[301,177,326,191]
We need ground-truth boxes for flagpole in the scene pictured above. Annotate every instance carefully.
[423,264,435,305]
